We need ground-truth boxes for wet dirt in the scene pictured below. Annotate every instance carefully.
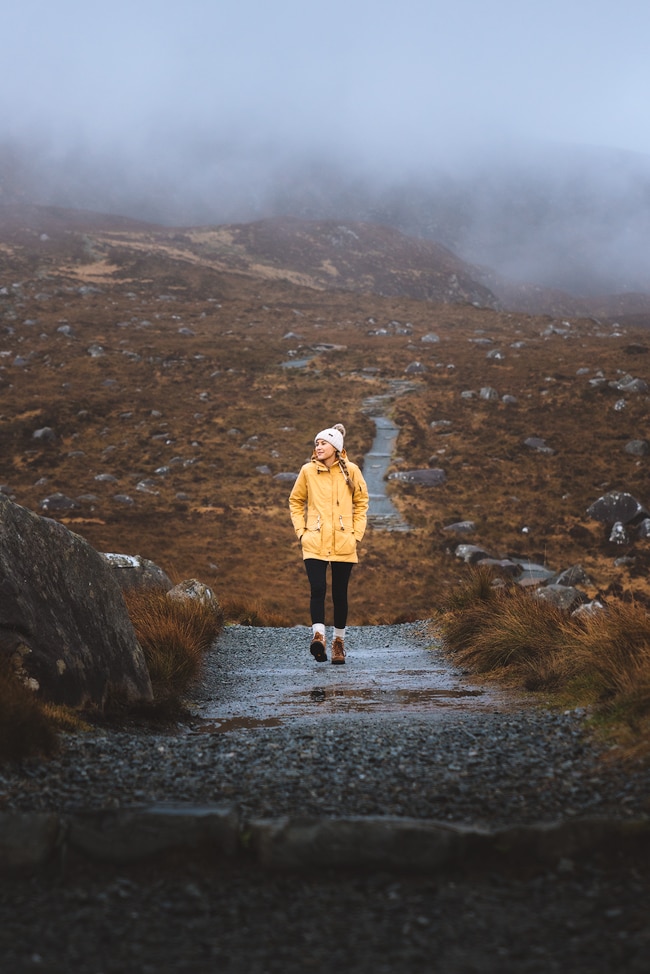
[193,623,519,731]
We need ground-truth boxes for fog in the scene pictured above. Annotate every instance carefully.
[2,0,650,294]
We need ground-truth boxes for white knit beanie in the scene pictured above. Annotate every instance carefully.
[314,423,345,453]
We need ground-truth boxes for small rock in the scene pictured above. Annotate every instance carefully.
[33,427,56,442]
[609,521,629,544]
[523,436,555,455]
[40,493,78,512]
[625,440,649,456]
[388,468,447,486]
[404,361,427,375]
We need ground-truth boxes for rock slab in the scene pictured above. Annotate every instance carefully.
[0,494,153,708]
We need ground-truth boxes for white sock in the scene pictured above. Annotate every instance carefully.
[334,627,346,640]
[312,624,325,638]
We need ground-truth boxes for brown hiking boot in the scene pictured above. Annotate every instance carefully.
[331,637,346,665]
[309,632,327,662]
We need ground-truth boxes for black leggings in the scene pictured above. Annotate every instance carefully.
[304,559,354,629]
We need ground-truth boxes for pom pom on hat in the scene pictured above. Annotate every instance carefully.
[315,423,346,453]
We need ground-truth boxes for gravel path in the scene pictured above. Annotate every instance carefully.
[2,623,650,973]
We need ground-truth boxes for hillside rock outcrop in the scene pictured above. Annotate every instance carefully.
[0,495,153,708]
[101,553,173,591]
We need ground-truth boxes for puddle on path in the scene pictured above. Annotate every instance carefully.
[194,716,284,734]
[193,623,521,734]
[297,685,484,710]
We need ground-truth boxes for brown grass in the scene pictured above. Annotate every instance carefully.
[221,597,292,627]
[0,660,59,762]
[561,601,650,719]
[438,570,650,758]
[123,588,223,700]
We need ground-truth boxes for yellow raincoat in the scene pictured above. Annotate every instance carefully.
[289,451,369,562]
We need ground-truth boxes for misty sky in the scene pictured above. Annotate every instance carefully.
[3,0,650,166]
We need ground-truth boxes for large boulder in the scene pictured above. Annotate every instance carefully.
[0,495,153,708]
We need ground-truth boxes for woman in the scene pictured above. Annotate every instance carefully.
[289,423,369,664]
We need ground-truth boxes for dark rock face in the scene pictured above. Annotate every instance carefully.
[0,495,153,708]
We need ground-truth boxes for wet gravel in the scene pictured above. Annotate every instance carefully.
[2,623,650,972]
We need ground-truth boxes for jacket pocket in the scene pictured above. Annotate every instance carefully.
[334,516,356,557]
[301,527,322,556]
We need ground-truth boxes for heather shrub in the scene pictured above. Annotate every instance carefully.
[438,572,650,754]
[123,587,223,700]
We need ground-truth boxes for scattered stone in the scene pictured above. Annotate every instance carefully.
[586,491,647,526]
[479,386,499,401]
[515,562,556,583]
[454,544,492,564]
[404,361,427,374]
[551,565,591,588]
[637,518,650,539]
[476,558,521,577]
[421,333,440,343]
[523,436,555,455]
[609,374,649,393]
[135,480,160,494]
[32,427,56,442]
[609,522,629,544]
[443,521,476,534]
[534,584,586,612]
[87,344,105,357]
[572,600,606,617]
[502,395,518,405]
[388,468,447,486]
[274,472,299,483]
[40,492,78,512]
[625,439,649,456]
[167,579,222,620]
[112,494,134,505]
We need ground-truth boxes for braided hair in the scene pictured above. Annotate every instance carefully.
[332,423,355,492]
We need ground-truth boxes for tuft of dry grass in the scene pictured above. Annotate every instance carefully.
[123,587,223,700]
[221,598,292,628]
[438,572,650,758]
[562,601,650,721]
[0,660,60,763]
